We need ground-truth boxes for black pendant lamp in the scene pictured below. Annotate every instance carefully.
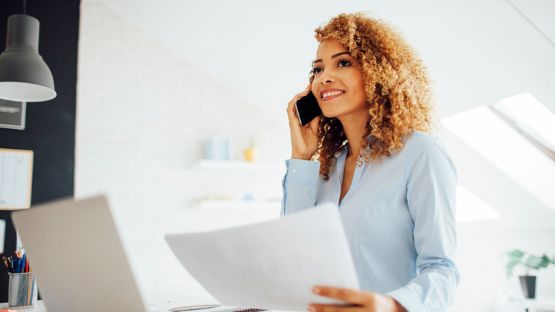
[0,0,56,102]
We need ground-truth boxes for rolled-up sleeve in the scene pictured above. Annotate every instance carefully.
[386,137,459,312]
[280,159,320,216]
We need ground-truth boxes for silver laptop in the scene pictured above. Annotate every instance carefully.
[11,195,148,312]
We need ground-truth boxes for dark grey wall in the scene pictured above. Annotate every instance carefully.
[0,0,80,302]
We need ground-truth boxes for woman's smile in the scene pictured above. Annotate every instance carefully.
[320,88,345,101]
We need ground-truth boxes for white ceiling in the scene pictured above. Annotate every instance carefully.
[91,0,555,122]
[510,0,555,46]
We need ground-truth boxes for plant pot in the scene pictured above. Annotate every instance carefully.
[519,275,536,299]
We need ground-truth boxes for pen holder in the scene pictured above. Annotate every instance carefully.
[8,272,38,308]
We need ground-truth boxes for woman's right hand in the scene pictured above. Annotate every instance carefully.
[287,84,321,160]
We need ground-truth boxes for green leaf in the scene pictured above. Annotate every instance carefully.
[525,255,544,270]
[540,255,551,268]
[506,249,525,261]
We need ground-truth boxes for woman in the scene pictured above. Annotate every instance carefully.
[282,13,459,312]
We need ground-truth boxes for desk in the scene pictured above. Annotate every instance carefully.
[0,293,219,312]
[0,301,284,312]
[0,301,46,311]
[0,294,262,312]
[0,300,209,312]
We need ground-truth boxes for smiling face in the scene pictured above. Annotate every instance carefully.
[310,40,368,119]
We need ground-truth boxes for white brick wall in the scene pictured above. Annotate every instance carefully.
[76,0,289,300]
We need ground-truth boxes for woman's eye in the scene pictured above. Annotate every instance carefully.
[310,59,350,77]
[310,67,322,75]
[338,59,351,67]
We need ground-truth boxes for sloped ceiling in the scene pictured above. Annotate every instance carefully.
[510,0,555,47]
[88,0,555,120]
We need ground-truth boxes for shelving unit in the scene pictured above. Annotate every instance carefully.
[193,159,284,175]
[191,199,280,211]
[189,159,285,210]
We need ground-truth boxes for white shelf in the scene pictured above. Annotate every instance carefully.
[191,199,281,211]
[190,160,285,211]
[193,159,284,175]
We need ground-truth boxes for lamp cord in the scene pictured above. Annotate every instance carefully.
[23,0,27,14]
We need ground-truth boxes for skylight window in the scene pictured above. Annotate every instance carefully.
[456,186,500,222]
[442,94,555,212]
[491,93,555,160]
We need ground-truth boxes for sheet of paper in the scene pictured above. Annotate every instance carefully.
[0,148,33,209]
[0,219,5,254]
[165,203,360,311]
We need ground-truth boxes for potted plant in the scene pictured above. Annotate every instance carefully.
[505,249,555,299]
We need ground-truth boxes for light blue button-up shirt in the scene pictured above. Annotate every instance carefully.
[281,131,459,312]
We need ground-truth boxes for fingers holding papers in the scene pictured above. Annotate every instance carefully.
[309,286,406,312]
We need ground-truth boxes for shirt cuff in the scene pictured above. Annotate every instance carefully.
[386,286,422,312]
[284,159,320,183]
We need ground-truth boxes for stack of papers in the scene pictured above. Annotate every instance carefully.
[165,203,360,311]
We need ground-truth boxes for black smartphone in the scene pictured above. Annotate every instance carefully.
[295,92,322,126]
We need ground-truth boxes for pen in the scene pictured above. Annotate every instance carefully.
[13,257,19,273]
[169,304,221,311]
[21,254,26,273]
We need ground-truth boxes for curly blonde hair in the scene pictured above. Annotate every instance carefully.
[312,13,434,180]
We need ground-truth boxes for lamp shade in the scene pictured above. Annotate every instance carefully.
[0,14,56,102]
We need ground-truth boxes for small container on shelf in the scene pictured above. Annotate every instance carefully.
[243,137,258,162]
[204,136,230,161]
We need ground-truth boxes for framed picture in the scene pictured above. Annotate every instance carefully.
[0,148,34,209]
[0,99,26,130]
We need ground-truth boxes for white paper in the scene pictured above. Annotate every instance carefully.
[165,203,360,311]
[0,219,5,254]
[0,149,33,209]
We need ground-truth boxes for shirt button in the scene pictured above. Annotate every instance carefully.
[292,168,297,174]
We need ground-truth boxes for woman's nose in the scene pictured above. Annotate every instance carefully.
[319,68,336,85]
[319,75,335,85]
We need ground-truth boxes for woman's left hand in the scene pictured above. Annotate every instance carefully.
[309,286,406,312]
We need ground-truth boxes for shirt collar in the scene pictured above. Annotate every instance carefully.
[333,136,372,159]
